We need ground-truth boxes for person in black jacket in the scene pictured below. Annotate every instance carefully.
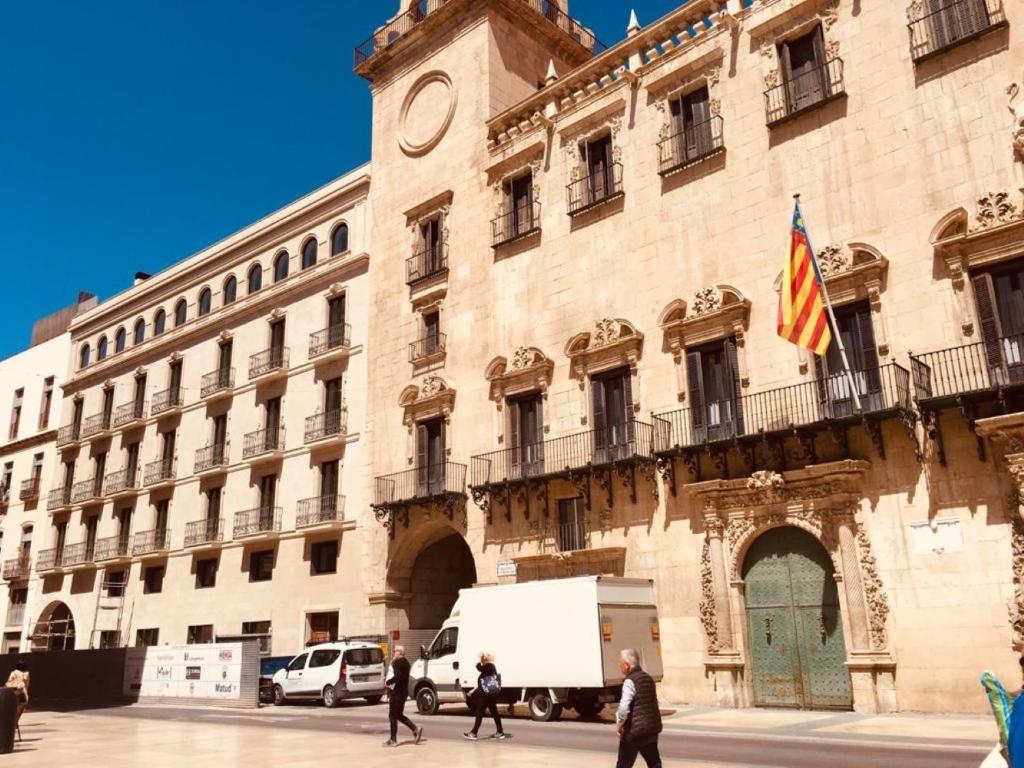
[614,649,662,768]
[384,646,423,747]
[464,652,507,740]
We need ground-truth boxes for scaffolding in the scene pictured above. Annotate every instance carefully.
[29,616,76,652]
[88,573,128,649]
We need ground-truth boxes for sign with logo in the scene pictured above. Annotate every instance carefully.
[185,666,201,680]
[123,643,245,701]
[496,561,518,578]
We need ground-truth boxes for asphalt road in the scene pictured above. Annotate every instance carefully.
[78,701,991,768]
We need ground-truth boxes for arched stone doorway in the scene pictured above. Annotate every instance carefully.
[33,601,76,651]
[742,526,852,710]
[385,525,476,631]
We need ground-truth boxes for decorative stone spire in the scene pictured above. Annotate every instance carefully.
[545,58,558,85]
[627,9,641,37]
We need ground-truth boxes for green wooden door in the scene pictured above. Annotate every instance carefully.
[743,526,852,710]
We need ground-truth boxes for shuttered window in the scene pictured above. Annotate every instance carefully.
[971,262,1024,384]
[508,393,543,477]
[686,338,743,443]
[779,26,828,112]
[813,300,881,415]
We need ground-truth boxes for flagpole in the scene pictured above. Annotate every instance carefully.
[794,194,863,412]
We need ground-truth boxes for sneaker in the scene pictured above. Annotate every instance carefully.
[463,732,478,740]
[415,726,424,744]
[494,733,509,740]
[382,739,398,748]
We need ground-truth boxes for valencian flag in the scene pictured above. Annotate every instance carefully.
[777,200,832,356]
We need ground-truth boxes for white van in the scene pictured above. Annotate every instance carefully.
[272,641,387,707]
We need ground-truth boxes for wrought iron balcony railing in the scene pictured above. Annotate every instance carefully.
[233,507,282,538]
[309,324,352,359]
[243,427,285,459]
[542,520,591,554]
[132,528,171,556]
[470,422,657,489]
[144,457,176,487]
[81,412,112,438]
[374,462,467,507]
[19,477,41,501]
[406,243,448,285]
[566,163,624,215]
[657,116,725,176]
[296,495,346,528]
[151,387,184,416]
[56,423,82,448]
[184,517,224,547]
[201,368,235,398]
[492,201,542,247]
[409,333,446,364]
[71,476,102,504]
[194,442,229,473]
[37,547,60,571]
[304,409,348,444]
[112,400,148,427]
[102,468,138,496]
[60,542,91,567]
[910,334,1024,404]
[908,0,1005,62]
[2,557,31,581]
[47,486,72,510]
[93,535,130,561]
[764,57,845,127]
[249,347,289,379]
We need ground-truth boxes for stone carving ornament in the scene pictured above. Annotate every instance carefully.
[419,375,448,397]
[817,244,850,276]
[561,117,623,182]
[1010,516,1024,646]
[699,537,721,652]
[972,191,1022,231]
[856,528,890,650]
[1008,69,1024,161]
[691,287,722,317]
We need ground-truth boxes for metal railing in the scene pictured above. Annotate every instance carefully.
[19,476,41,501]
[71,476,102,504]
[542,520,591,553]
[144,458,176,487]
[132,528,171,556]
[2,557,30,581]
[233,507,283,538]
[657,116,725,175]
[566,162,624,215]
[81,412,111,438]
[409,333,446,363]
[470,422,657,488]
[406,243,448,285]
[249,347,289,379]
[309,324,352,359]
[37,547,60,571]
[103,468,138,495]
[94,535,130,561]
[304,409,348,444]
[374,462,467,507]
[654,364,912,453]
[151,387,184,416]
[184,517,224,547]
[908,0,1004,62]
[56,423,82,447]
[910,334,1024,402]
[492,201,542,247]
[60,542,91,567]
[112,400,147,427]
[296,495,347,527]
[47,486,72,510]
[764,57,845,127]
[243,427,285,459]
[201,368,235,398]
[194,442,229,473]
[5,603,24,627]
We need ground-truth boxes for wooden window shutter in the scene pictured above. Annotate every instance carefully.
[686,349,706,442]
[508,399,521,471]
[971,272,1006,370]
[416,423,429,485]
[591,376,606,449]
[855,306,882,394]
[723,338,744,435]
[621,368,636,443]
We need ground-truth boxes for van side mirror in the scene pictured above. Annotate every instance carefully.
[420,644,428,660]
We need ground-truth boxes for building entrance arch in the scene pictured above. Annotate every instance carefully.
[33,601,76,651]
[387,524,476,630]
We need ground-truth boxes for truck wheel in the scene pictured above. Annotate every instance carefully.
[272,685,286,706]
[574,699,605,720]
[416,686,439,715]
[528,691,562,722]
[323,685,339,708]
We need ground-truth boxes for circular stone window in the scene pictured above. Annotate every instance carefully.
[399,71,457,157]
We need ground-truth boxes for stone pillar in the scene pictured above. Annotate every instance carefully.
[706,519,734,649]
[836,513,871,651]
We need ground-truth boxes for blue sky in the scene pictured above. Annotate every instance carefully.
[0,0,684,359]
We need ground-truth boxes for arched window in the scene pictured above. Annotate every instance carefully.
[154,309,166,336]
[331,223,349,256]
[174,298,187,327]
[301,238,318,270]
[79,344,91,369]
[133,319,145,345]
[114,327,126,353]
[274,252,289,282]
[198,288,212,316]
[223,276,237,305]
[97,336,108,361]
[248,264,262,294]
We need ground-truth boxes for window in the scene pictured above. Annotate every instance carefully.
[591,366,635,462]
[98,631,120,649]
[667,86,714,165]
[429,627,458,658]
[187,624,214,644]
[502,172,535,239]
[0,463,11,501]
[143,565,165,594]
[345,647,384,666]
[133,319,145,345]
[311,540,338,575]
[309,649,341,668]
[247,264,262,294]
[249,550,274,582]
[174,298,187,327]
[582,134,614,201]
[79,344,91,369]
[301,238,318,270]
[814,300,881,416]
[778,26,830,114]
[136,628,159,647]
[9,389,23,440]
[508,392,543,476]
[287,653,308,672]
[424,311,441,355]
[97,336,108,361]
[686,339,743,443]
[419,217,442,274]
[916,0,995,59]
[195,558,218,589]
[242,620,272,653]
[973,262,1024,385]
[331,223,349,256]
[198,288,212,317]
[153,309,166,336]
[415,418,446,495]
[557,497,587,551]
[38,377,54,430]
[107,570,127,598]
[273,252,289,282]
[223,276,237,305]
[306,611,338,644]
[115,327,126,353]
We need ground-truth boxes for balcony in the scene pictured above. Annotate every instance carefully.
[112,400,147,429]
[36,547,62,573]
[93,535,131,563]
[373,462,467,533]
[143,457,176,488]
[103,468,139,498]
[409,333,446,365]
[2,557,31,581]
[5,603,25,628]
[764,57,845,127]
[194,442,230,475]
[132,528,171,558]
[46,485,72,512]
[184,517,224,549]
[406,244,448,286]
[56,423,82,450]
[309,325,353,362]
[201,368,235,400]
[492,201,542,248]
[243,427,285,463]
[233,507,283,540]
[566,163,623,216]
[657,116,725,176]
[908,0,1006,63]
[19,476,41,502]
[60,542,94,570]
[81,412,112,441]
[304,409,348,446]
[296,495,349,530]
[71,477,103,506]
[151,387,184,417]
[249,347,289,382]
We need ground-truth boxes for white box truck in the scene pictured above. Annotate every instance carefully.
[408,576,663,721]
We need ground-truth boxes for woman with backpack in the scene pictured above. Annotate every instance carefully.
[464,652,507,741]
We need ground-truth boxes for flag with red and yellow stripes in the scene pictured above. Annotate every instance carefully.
[778,202,832,356]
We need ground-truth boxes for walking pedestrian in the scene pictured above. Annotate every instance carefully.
[383,646,423,748]
[4,661,28,726]
[463,652,507,740]
[614,649,662,768]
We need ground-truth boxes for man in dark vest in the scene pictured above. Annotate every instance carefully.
[614,648,662,768]
[384,646,423,747]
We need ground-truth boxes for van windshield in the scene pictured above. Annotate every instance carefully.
[429,627,458,658]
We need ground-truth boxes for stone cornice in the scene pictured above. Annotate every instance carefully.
[0,430,57,458]
[689,460,870,513]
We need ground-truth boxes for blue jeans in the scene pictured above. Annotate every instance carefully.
[615,738,661,768]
